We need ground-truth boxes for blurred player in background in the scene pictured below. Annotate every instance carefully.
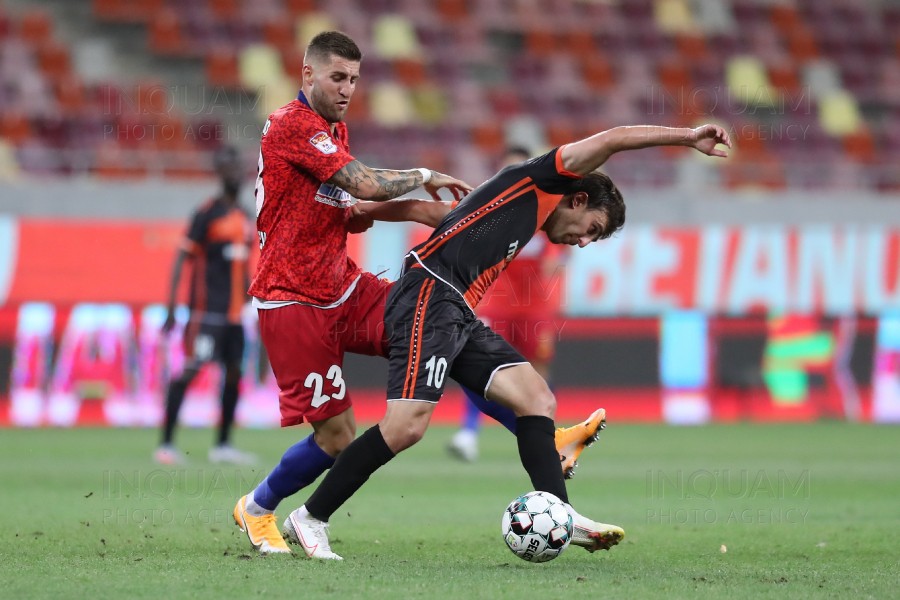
[154,145,257,466]
[447,146,586,465]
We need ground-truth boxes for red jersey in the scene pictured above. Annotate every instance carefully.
[249,92,359,305]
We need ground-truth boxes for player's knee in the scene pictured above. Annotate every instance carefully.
[531,388,556,419]
[314,425,355,457]
[381,419,427,453]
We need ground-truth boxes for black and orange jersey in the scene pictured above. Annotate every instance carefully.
[402,147,581,309]
[182,198,253,323]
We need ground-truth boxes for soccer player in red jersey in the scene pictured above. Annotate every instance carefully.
[155,146,257,466]
[232,32,473,553]
[285,123,731,559]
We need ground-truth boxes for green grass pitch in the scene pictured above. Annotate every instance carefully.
[1,423,898,599]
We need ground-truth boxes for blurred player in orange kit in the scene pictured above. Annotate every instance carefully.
[447,147,572,463]
[154,145,257,466]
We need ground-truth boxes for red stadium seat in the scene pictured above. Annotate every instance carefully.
[770,4,801,36]
[263,20,295,53]
[148,10,183,55]
[471,122,504,153]
[787,27,818,62]
[395,59,427,86]
[567,30,596,57]
[437,0,469,22]
[767,60,801,97]
[675,33,707,62]
[37,41,71,83]
[582,56,614,91]
[55,74,86,116]
[843,129,876,163]
[525,29,557,56]
[282,48,305,82]
[546,119,575,148]
[285,0,317,17]
[0,112,32,145]
[92,0,126,22]
[19,9,53,46]
[208,0,240,22]
[205,48,240,88]
[135,0,165,22]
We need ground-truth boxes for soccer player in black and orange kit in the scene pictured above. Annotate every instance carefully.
[154,146,257,466]
[284,123,732,559]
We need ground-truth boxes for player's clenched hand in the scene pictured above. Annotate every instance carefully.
[423,171,473,202]
[346,203,374,234]
[689,124,731,158]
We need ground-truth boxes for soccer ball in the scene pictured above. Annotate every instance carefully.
[501,491,573,563]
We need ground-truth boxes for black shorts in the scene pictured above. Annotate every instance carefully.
[384,269,527,403]
[183,318,245,366]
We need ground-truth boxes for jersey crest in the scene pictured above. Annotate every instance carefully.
[310,131,338,155]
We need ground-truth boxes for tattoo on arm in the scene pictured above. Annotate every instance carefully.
[328,160,422,201]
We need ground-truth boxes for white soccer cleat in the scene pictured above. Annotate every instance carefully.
[566,505,625,552]
[209,444,258,465]
[447,429,479,462]
[154,444,187,465]
[283,506,344,560]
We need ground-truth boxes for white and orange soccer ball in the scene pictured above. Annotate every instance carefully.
[501,491,573,563]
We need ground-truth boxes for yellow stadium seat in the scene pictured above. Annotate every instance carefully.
[372,15,420,60]
[726,55,775,107]
[370,82,415,127]
[296,13,337,51]
[411,83,448,126]
[654,0,696,34]
[0,139,21,181]
[239,44,284,90]
[819,91,862,137]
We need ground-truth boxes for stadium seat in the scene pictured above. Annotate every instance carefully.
[767,59,802,97]
[239,44,284,90]
[0,139,21,180]
[206,48,240,88]
[411,83,448,126]
[285,0,317,17]
[879,60,900,105]
[263,20,295,53]
[436,0,469,23]
[372,15,420,60]
[296,13,337,50]
[818,90,862,137]
[37,41,71,83]
[134,0,165,23]
[470,122,504,153]
[654,0,696,34]
[19,9,53,46]
[395,58,427,86]
[726,56,774,106]
[787,27,819,62]
[148,10,183,55]
[801,60,842,100]
[369,82,415,127]
[92,0,127,22]
[55,74,86,116]
[208,0,240,22]
[524,29,557,56]
[692,0,735,34]
[675,33,708,62]
[0,112,32,145]
[582,56,614,91]
[769,4,801,36]
[843,128,876,163]
[281,48,304,82]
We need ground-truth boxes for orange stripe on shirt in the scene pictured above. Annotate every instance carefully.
[464,257,510,308]
[416,176,533,258]
[555,145,584,179]
[418,184,537,261]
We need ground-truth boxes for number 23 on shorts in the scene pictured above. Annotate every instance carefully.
[304,365,346,408]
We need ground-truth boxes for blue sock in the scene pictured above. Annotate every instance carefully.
[253,433,335,511]
[462,386,517,434]
[462,397,481,432]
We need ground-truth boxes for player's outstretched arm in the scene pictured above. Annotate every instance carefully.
[349,199,453,232]
[560,124,732,176]
[328,160,473,202]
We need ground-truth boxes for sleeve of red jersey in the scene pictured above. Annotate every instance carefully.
[271,112,355,183]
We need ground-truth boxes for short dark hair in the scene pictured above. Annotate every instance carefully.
[570,171,625,240]
[306,31,362,64]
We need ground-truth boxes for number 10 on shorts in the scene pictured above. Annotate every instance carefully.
[305,365,346,408]
[425,356,447,388]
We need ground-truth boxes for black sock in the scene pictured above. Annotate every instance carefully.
[515,415,569,504]
[305,425,395,522]
[217,381,239,446]
[161,380,189,445]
